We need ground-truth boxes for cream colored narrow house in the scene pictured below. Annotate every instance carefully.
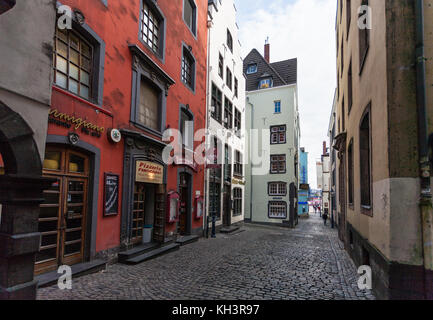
[333,0,433,299]
[205,0,246,232]
[244,44,299,228]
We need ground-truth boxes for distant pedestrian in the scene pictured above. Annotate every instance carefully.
[323,211,328,225]
[314,205,317,214]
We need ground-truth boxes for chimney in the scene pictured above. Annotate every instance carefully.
[323,141,327,155]
[264,38,270,63]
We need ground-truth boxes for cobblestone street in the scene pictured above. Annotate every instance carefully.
[37,213,375,300]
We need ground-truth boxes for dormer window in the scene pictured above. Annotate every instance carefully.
[246,63,257,74]
[259,78,272,89]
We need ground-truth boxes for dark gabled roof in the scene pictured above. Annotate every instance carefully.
[271,59,297,85]
[243,48,297,92]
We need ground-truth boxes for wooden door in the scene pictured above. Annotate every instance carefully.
[178,173,189,235]
[338,155,347,244]
[36,147,89,275]
[153,184,165,243]
[223,185,231,226]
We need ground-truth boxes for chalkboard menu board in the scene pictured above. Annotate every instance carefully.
[104,173,119,216]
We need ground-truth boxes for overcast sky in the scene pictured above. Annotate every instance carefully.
[235,0,337,189]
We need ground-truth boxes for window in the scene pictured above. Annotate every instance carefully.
[138,77,160,131]
[224,144,231,182]
[259,78,272,89]
[209,181,221,219]
[268,201,287,219]
[270,125,286,145]
[182,46,195,90]
[218,54,224,78]
[359,0,370,73]
[274,101,281,113]
[226,67,232,90]
[342,98,345,132]
[268,182,287,196]
[346,0,351,34]
[183,0,197,35]
[234,151,243,177]
[234,78,238,98]
[270,155,286,174]
[209,137,221,219]
[234,108,241,133]
[180,109,193,150]
[54,27,93,100]
[141,1,162,55]
[227,29,233,53]
[246,63,257,74]
[224,97,233,129]
[341,41,344,73]
[359,107,371,208]
[233,188,242,216]
[348,140,354,205]
[348,59,353,112]
[211,83,222,123]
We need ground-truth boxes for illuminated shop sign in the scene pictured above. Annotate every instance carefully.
[48,109,105,137]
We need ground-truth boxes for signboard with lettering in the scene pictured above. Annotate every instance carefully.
[104,173,119,216]
[136,161,164,184]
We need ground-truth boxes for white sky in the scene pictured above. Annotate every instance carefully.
[235,0,337,189]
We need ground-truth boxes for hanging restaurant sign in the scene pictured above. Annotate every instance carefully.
[48,109,105,138]
[135,161,163,184]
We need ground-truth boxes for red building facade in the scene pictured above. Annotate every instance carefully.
[37,0,207,274]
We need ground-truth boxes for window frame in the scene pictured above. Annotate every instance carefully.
[227,29,233,53]
[348,138,354,206]
[234,108,241,134]
[234,77,238,98]
[224,96,233,129]
[359,104,372,214]
[274,100,281,113]
[226,67,232,90]
[358,0,370,75]
[182,0,197,37]
[233,150,243,177]
[270,125,286,145]
[246,63,257,74]
[218,53,224,79]
[211,83,223,123]
[53,14,105,106]
[259,78,272,90]
[233,188,242,216]
[268,182,287,196]
[139,0,166,60]
[181,44,196,92]
[268,201,287,219]
[270,154,286,174]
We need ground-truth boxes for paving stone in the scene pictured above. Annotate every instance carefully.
[37,214,375,300]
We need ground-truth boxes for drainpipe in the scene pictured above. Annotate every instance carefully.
[204,17,213,238]
[415,0,433,293]
[247,97,254,222]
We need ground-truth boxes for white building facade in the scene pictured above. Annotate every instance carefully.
[205,0,246,231]
[243,45,299,227]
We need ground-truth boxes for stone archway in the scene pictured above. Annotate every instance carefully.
[0,100,52,300]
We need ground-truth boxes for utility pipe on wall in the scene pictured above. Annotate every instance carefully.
[415,0,433,294]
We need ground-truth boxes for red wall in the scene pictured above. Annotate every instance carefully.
[49,0,208,251]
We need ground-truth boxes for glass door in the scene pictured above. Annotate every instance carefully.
[132,183,146,244]
[62,178,87,266]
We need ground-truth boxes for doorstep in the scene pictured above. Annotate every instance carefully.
[175,235,199,246]
[35,259,106,288]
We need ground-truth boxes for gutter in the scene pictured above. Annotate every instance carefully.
[415,0,433,297]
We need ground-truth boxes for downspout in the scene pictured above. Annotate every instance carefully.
[415,0,433,294]
[203,16,212,238]
[246,96,254,222]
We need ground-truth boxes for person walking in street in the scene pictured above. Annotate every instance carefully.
[323,210,328,225]
[314,205,317,215]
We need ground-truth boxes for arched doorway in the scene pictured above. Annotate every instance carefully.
[0,101,52,299]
